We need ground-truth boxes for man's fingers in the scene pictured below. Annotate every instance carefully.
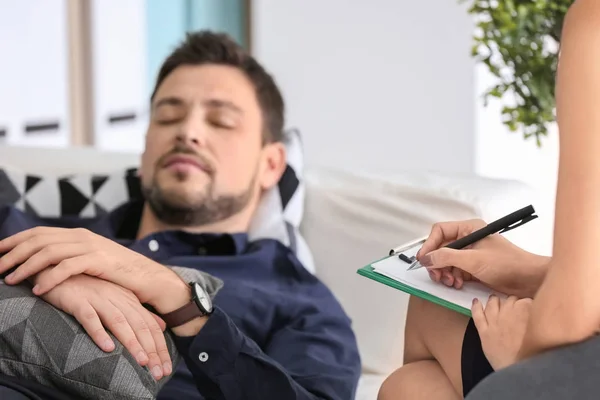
[3,243,88,285]
[471,298,488,332]
[138,306,172,376]
[93,299,150,368]
[0,228,93,273]
[0,227,61,252]
[151,313,167,332]
[32,255,98,295]
[72,301,116,353]
[110,299,165,380]
[0,234,60,274]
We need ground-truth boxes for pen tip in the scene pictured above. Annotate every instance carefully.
[407,261,422,271]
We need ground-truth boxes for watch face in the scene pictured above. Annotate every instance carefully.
[192,282,213,313]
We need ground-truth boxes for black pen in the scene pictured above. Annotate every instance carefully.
[407,204,538,271]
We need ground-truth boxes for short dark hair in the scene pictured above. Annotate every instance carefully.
[151,31,285,143]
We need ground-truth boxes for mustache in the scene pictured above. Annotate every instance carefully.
[157,144,215,174]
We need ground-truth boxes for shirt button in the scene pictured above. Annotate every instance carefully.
[198,352,209,362]
[148,240,159,252]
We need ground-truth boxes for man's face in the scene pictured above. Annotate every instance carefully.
[140,64,285,227]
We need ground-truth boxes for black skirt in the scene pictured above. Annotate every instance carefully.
[461,318,495,397]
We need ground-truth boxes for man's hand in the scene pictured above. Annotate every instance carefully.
[472,295,532,371]
[0,227,188,312]
[416,219,550,298]
[39,271,172,380]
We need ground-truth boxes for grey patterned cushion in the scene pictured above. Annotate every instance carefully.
[0,266,223,400]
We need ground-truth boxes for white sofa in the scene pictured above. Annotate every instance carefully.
[0,145,550,399]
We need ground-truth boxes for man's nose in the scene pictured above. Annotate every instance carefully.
[176,114,207,147]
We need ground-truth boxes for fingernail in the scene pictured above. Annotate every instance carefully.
[103,339,115,352]
[32,285,40,295]
[427,270,435,279]
[4,273,14,282]
[152,365,162,380]
[137,351,148,364]
[442,276,452,286]
[163,362,172,375]
[420,253,433,267]
[473,298,478,305]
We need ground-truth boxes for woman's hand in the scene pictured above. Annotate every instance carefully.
[416,219,550,298]
[472,295,532,371]
[38,271,173,381]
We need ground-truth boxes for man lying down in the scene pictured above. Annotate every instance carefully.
[0,31,361,400]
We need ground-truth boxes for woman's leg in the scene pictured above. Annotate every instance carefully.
[378,296,470,399]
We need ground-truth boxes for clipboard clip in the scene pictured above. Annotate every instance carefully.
[499,214,538,234]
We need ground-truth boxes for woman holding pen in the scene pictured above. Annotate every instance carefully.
[379,0,600,398]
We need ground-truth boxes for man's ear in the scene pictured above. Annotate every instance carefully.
[258,142,287,191]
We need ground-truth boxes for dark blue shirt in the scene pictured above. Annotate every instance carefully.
[0,201,361,400]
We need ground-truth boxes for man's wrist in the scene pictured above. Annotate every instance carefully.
[171,315,209,337]
[148,271,192,315]
[147,270,210,336]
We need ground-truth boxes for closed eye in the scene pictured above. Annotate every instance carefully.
[156,117,183,125]
[153,102,186,124]
[211,120,235,129]
[208,114,236,129]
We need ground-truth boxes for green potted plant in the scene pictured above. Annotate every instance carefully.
[463,0,573,146]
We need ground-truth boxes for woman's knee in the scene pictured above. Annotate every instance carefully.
[378,365,418,400]
[379,361,462,400]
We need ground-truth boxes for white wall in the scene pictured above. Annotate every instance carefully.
[252,0,476,175]
[253,0,557,255]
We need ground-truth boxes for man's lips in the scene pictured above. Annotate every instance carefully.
[162,155,211,173]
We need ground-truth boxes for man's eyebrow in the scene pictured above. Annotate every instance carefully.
[153,97,185,109]
[205,99,243,114]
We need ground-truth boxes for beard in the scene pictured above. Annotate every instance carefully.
[142,171,256,227]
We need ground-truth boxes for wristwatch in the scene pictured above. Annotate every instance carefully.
[161,282,214,328]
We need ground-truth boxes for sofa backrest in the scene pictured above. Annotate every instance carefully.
[301,168,543,374]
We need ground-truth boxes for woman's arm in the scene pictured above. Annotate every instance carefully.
[520,0,600,358]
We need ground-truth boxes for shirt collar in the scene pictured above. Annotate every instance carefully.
[89,200,249,256]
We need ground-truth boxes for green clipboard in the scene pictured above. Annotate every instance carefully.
[357,261,472,317]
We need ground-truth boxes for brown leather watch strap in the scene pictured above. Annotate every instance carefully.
[161,301,206,328]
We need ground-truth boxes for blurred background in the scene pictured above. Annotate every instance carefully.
[0,0,560,250]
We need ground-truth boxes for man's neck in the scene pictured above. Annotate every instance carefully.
[136,204,253,239]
